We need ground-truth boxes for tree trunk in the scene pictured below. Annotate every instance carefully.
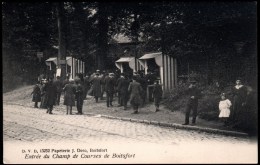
[97,2,109,71]
[57,2,67,80]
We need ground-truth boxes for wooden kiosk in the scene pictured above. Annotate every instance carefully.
[138,52,177,93]
[45,56,85,79]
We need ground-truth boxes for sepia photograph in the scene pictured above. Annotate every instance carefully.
[2,1,257,164]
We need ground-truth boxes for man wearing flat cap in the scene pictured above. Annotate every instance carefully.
[116,73,125,106]
[75,78,84,115]
[46,78,57,114]
[104,73,116,107]
[90,72,102,103]
[117,73,130,110]
[183,80,201,125]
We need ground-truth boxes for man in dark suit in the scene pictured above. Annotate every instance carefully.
[138,72,148,106]
[117,73,130,110]
[153,80,163,112]
[83,73,91,99]
[46,78,57,114]
[116,73,125,106]
[128,76,143,114]
[183,80,201,125]
[105,73,116,107]
[90,72,102,103]
[145,71,157,102]
[75,78,84,115]
[53,76,63,105]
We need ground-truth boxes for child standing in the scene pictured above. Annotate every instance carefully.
[219,93,232,126]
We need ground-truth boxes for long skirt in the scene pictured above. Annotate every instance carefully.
[64,94,75,106]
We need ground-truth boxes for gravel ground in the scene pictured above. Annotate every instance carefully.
[3,85,243,132]
[3,85,257,164]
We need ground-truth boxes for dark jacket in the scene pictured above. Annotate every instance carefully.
[75,83,84,102]
[128,81,142,106]
[32,84,41,102]
[187,86,201,105]
[40,83,48,108]
[83,76,91,90]
[153,84,163,99]
[138,77,148,91]
[232,85,247,104]
[46,82,57,106]
[116,77,124,91]
[63,83,76,106]
[145,73,157,85]
[90,76,102,97]
[105,76,116,93]
[53,79,63,93]
[118,78,130,96]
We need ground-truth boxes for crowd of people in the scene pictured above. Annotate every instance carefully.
[31,70,161,115]
[31,71,255,128]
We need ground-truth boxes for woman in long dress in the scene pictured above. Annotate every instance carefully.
[63,79,76,115]
[231,79,247,125]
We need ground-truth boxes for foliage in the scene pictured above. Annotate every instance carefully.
[163,81,257,134]
[2,2,257,92]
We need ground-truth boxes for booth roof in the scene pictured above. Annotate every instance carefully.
[139,52,162,60]
[115,57,135,63]
[46,57,57,62]
[46,56,73,61]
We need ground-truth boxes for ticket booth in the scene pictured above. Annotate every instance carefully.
[45,56,85,79]
[115,56,144,76]
[138,52,177,93]
[65,56,85,79]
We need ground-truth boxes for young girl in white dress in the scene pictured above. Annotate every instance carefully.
[219,93,232,126]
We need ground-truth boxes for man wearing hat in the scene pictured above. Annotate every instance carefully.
[153,80,163,112]
[46,78,57,114]
[128,75,143,114]
[117,73,130,110]
[183,80,201,125]
[53,76,63,105]
[104,73,116,107]
[90,72,102,103]
[116,73,125,106]
[40,79,48,109]
[100,70,107,100]
[75,78,84,115]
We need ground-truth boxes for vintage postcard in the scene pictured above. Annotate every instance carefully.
[3,1,257,164]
